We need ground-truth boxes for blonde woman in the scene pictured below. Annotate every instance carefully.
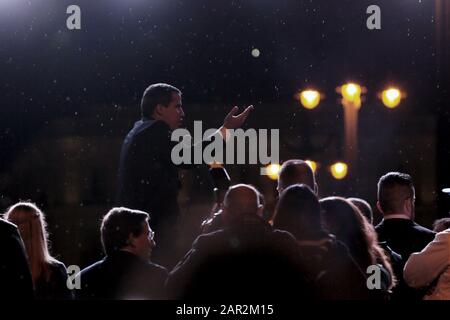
[4,202,72,299]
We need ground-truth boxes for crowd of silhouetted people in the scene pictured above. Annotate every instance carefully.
[1,160,450,300]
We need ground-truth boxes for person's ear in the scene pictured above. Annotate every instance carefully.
[127,234,137,248]
[376,201,384,214]
[153,104,166,118]
[404,198,412,214]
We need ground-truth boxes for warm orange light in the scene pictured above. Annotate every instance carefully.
[381,88,402,108]
[300,90,321,109]
[305,160,318,173]
[341,83,361,103]
[330,162,348,180]
[208,161,223,168]
[263,164,281,180]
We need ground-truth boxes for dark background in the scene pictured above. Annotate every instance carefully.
[0,0,449,267]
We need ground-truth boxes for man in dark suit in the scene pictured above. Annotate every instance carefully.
[116,83,252,267]
[0,218,34,299]
[76,207,167,300]
[375,172,436,300]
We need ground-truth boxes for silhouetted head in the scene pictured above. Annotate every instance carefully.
[4,201,56,282]
[348,197,373,225]
[433,217,450,233]
[273,184,324,241]
[101,207,155,261]
[320,196,396,289]
[222,184,263,225]
[141,83,184,130]
[277,159,317,195]
[320,197,377,267]
[377,172,415,219]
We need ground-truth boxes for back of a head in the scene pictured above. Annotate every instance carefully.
[222,184,261,224]
[273,184,323,240]
[278,159,316,193]
[3,202,52,280]
[4,202,48,253]
[101,207,149,256]
[140,83,181,118]
[433,217,450,233]
[348,197,374,225]
[320,197,373,261]
[377,172,414,215]
[321,197,396,290]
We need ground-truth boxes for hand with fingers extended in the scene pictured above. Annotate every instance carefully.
[223,105,254,129]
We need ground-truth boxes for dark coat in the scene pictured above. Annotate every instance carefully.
[375,218,435,260]
[295,234,379,300]
[76,251,168,300]
[35,261,73,300]
[166,216,313,300]
[116,118,214,268]
[0,218,34,299]
[376,218,436,300]
[116,119,181,231]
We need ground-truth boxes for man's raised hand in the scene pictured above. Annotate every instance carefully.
[223,105,254,129]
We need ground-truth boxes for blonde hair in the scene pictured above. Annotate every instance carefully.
[4,202,58,283]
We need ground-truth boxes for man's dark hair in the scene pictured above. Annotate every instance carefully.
[140,83,181,118]
[377,172,414,214]
[273,184,324,240]
[278,159,316,191]
[101,207,149,256]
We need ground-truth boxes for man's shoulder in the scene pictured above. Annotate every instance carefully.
[375,218,400,230]
[413,222,435,235]
[376,218,434,233]
[80,259,105,277]
[270,229,298,246]
[194,229,227,247]
[136,119,170,135]
[412,221,436,243]
[142,261,168,277]
[124,119,170,141]
[0,218,19,237]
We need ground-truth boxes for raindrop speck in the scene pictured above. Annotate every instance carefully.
[251,48,260,58]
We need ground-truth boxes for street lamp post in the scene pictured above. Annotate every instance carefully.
[338,83,363,175]
[293,83,404,182]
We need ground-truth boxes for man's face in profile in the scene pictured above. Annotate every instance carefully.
[132,221,155,261]
[159,92,184,130]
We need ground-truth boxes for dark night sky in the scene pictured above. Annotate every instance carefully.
[0,0,440,170]
[0,0,437,101]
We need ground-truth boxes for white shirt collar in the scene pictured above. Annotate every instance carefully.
[384,214,411,220]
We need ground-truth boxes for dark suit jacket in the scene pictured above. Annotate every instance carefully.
[0,218,34,299]
[116,118,181,231]
[76,251,168,300]
[375,218,435,261]
[375,218,435,300]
